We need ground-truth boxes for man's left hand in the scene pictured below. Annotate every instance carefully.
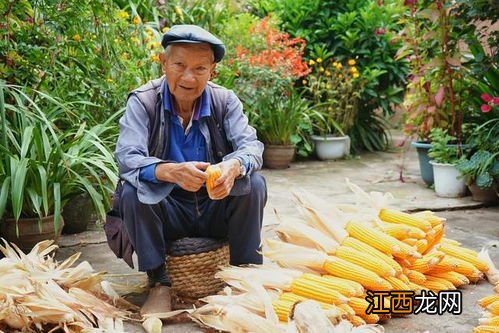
[208,159,241,200]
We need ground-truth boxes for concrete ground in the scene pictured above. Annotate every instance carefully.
[56,146,499,333]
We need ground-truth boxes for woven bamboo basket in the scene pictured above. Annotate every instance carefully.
[167,237,229,300]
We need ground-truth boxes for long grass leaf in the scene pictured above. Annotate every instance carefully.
[0,176,11,219]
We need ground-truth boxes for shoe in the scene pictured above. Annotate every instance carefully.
[140,285,172,316]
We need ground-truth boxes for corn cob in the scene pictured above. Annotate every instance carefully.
[323,257,392,291]
[408,281,427,293]
[291,277,349,305]
[333,246,396,277]
[441,238,462,246]
[404,269,427,285]
[439,243,489,272]
[301,273,359,297]
[345,221,421,260]
[383,224,427,240]
[488,301,499,316]
[480,295,499,308]
[341,237,403,276]
[424,224,445,254]
[425,276,456,290]
[473,325,499,333]
[279,292,335,311]
[272,299,295,322]
[205,165,222,199]
[444,255,483,280]
[428,271,469,287]
[336,303,356,318]
[415,239,429,254]
[407,252,445,273]
[348,297,380,324]
[350,315,367,327]
[384,276,411,290]
[398,274,411,285]
[403,238,418,246]
[426,257,459,274]
[419,279,449,292]
[379,209,432,231]
[412,210,446,227]
[321,275,365,296]
[478,316,499,326]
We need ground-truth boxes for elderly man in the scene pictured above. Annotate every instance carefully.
[115,25,266,314]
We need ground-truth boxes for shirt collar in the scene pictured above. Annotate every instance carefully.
[163,81,211,120]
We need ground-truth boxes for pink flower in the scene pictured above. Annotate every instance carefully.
[493,97,499,105]
[374,28,386,35]
[481,104,492,113]
[481,93,492,102]
[404,0,417,6]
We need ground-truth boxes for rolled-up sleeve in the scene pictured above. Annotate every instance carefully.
[115,95,174,204]
[222,91,264,174]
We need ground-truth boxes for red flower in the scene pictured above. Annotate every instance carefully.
[404,0,417,6]
[374,27,386,35]
[481,93,492,102]
[481,104,492,113]
[492,97,499,105]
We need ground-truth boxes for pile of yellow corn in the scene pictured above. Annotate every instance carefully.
[475,294,499,332]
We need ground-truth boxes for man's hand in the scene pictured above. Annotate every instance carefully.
[208,159,241,200]
[155,161,209,192]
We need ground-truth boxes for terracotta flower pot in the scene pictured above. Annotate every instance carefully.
[1,215,64,251]
[263,144,295,169]
[468,183,499,204]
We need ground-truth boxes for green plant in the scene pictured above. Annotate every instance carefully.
[0,84,118,234]
[427,128,464,164]
[305,57,363,137]
[456,118,499,189]
[255,88,311,146]
[456,150,499,189]
[251,0,409,152]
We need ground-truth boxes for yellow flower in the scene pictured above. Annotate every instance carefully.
[148,41,160,49]
[131,37,140,44]
[316,58,322,63]
[72,34,81,42]
[302,79,307,85]
[353,72,360,78]
[325,70,331,76]
[133,16,141,25]
[309,59,316,65]
[328,107,333,111]
[150,54,160,62]
[332,62,338,68]
[350,66,358,73]
[339,74,343,79]
[114,38,120,44]
[348,59,356,66]
[162,26,170,33]
[174,6,183,16]
[117,10,129,19]
[106,78,114,83]
[326,84,331,89]
[319,66,325,72]
[337,63,343,69]
[122,52,130,60]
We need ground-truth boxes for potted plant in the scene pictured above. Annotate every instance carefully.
[256,88,310,169]
[456,118,499,203]
[305,57,362,160]
[399,0,473,186]
[427,128,466,198]
[0,83,118,250]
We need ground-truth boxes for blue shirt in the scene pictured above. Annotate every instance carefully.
[139,82,211,183]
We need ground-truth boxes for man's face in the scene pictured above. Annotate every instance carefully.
[160,44,215,106]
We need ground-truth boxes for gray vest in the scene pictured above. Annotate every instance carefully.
[128,77,232,162]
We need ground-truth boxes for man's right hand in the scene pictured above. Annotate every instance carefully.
[155,162,209,192]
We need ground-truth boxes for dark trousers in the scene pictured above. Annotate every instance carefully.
[119,174,267,271]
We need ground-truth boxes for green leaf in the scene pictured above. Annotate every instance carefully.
[53,183,61,233]
[476,172,493,189]
[0,176,11,220]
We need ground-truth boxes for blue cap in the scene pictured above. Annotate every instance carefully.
[161,25,225,63]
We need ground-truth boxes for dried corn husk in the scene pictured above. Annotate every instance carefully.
[478,242,499,285]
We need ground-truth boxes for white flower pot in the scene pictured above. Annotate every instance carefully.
[430,161,467,198]
[311,135,350,160]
